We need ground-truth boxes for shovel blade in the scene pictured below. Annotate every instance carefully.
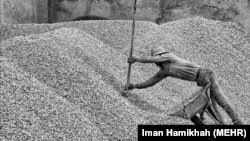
[170,92,209,119]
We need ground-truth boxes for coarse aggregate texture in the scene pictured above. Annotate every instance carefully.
[0,56,107,141]
[0,20,200,110]
[0,27,189,140]
[0,17,250,140]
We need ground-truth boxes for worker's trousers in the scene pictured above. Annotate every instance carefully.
[196,68,243,125]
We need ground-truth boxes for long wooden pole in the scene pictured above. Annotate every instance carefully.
[126,0,137,89]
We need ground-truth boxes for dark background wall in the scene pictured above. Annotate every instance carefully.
[0,0,48,23]
[1,0,250,33]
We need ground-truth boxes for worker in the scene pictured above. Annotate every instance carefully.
[125,46,244,125]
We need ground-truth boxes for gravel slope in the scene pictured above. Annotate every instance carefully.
[0,20,200,111]
[0,56,108,141]
[0,17,249,140]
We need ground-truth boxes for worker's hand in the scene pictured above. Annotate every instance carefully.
[127,56,136,64]
[125,83,135,90]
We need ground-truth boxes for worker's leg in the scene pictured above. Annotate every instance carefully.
[210,81,244,125]
[210,96,226,124]
[197,68,243,125]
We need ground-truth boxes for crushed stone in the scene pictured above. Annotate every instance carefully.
[0,17,249,140]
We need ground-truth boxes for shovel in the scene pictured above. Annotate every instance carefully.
[170,84,224,124]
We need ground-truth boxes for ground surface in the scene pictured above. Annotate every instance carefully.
[0,17,249,140]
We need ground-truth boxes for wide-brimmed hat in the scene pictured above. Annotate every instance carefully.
[151,46,169,56]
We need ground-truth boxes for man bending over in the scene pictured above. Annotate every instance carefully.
[125,46,243,125]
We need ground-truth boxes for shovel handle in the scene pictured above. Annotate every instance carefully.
[126,0,137,88]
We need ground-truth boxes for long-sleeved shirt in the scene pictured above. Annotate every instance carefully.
[159,53,200,81]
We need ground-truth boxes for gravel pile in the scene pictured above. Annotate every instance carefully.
[0,26,188,140]
[0,20,198,111]
[0,17,249,140]
[0,56,107,141]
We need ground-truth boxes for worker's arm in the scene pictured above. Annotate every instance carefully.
[134,70,167,89]
[128,56,170,64]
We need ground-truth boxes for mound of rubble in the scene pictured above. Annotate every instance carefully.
[0,17,249,140]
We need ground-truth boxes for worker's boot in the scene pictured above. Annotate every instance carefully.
[191,115,205,125]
